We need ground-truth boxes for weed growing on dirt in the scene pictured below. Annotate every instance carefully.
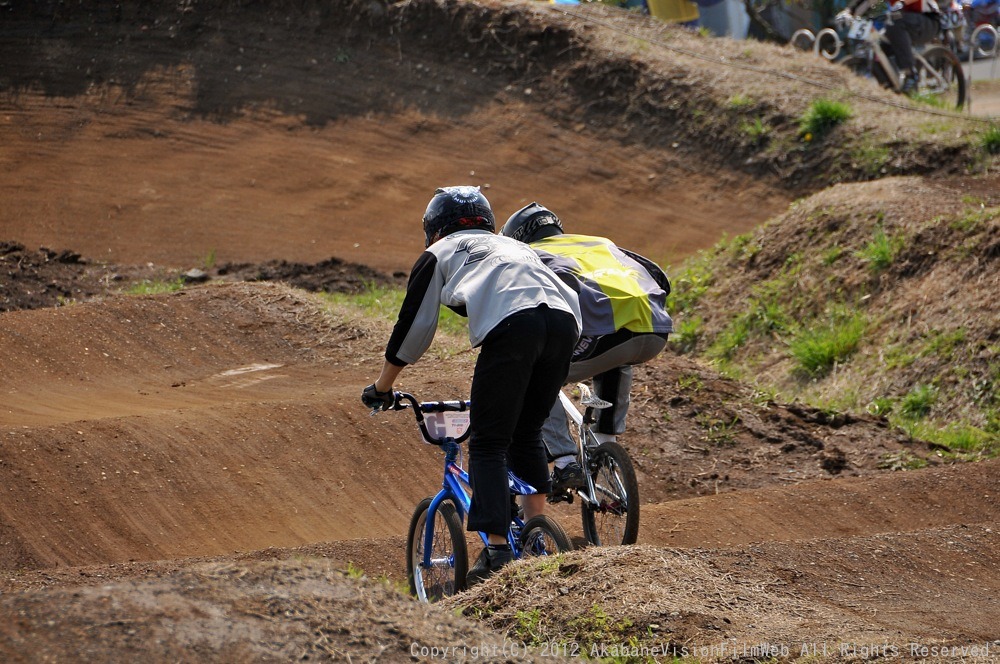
[900,384,938,419]
[868,396,894,416]
[726,94,754,109]
[707,316,751,361]
[511,608,546,646]
[878,449,929,470]
[566,604,634,650]
[949,204,999,232]
[696,413,740,445]
[980,125,1000,154]
[798,99,852,140]
[822,245,844,265]
[202,248,217,270]
[901,420,998,457]
[671,315,702,353]
[854,223,902,272]
[788,308,867,377]
[851,143,890,178]
[321,285,467,337]
[665,251,715,316]
[125,278,185,295]
[740,117,770,143]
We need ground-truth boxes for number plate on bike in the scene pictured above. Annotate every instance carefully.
[847,18,872,40]
[421,411,471,443]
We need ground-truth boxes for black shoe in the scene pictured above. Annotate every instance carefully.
[552,462,585,491]
[901,73,918,94]
[466,545,514,588]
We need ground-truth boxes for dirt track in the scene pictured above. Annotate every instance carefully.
[2,0,999,660]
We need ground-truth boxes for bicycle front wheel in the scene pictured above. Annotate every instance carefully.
[520,515,574,558]
[841,55,893,89]
[406,497,468,602]
[916,45,966,110]
[581,442,640,546]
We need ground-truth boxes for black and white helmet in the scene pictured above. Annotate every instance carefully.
[422,186,495,247]
[500,202,563,244]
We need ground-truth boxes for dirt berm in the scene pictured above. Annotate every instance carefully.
[1,0,999,661]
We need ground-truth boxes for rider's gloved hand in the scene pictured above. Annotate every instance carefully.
[834,9,853,28]
[362,383,395,411]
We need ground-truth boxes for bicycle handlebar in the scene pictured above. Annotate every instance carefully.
[371,391,472,446]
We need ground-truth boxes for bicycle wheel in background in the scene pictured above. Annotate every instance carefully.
[840,55,894,89]
[520,514,574,557]
[917,45,966,109]
[582,441,640,546]
[406,497,468,602]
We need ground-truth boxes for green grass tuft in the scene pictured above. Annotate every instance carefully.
[980,125,1000,154]
[855,224,903,272]
[900,384,938,420]
[798,99,852,139]
[320,284,468,337]
[125,278,186,295]
[789,308,867,377]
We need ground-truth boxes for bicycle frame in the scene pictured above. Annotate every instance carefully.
[389,393,542,572]
[423,439,537,560]
[848,16,904,90]
[556,388,605,508]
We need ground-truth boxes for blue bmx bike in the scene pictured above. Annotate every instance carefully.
[376,392,573,602]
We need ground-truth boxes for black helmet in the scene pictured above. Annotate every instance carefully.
[500,202,563,243]
[422,186,495,247]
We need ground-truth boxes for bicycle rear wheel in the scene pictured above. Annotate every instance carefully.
[916,45,966,110]
[406,497,468,602]
[519,515,574,557]
[581,442,640,546]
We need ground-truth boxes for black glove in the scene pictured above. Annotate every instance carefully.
[362,383,395,411]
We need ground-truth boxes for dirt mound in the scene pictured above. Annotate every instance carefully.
[3,0,1000,659]
[452,524,1000,660]
[0,556,562,663]
[0,281,996,659]
[670,175,1000,431]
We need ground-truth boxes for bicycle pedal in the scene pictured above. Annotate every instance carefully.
[547,490,574,505]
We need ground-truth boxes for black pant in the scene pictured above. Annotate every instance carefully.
[466,305,578,536]
[886,12,939,72]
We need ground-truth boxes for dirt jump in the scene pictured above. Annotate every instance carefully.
[1,0,998,661]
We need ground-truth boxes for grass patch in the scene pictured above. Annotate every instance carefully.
[511,608,546,646]
[980,125,1000,155]
[671,315,702,354]
[899,384,938,419]
[739,117,770,143]
[798,98,852,140]
[665,250,715,315]
[854,223,903,272]
[822,245,844,265]
[851,143,890,177]
[901,420,999,457]
[320,284,468,337]
[878,450,928,470]
[950,205,1000,232]
[706,296,789,362]
[125,278,186,295]
[727,93,754,109]
[567,604,634,648]
[788,308,867,377]
[707,316,752,361]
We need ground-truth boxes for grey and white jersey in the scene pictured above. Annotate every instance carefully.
[385,230,582,366]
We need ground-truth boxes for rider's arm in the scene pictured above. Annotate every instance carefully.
[620,248,671,296]
[373,360,404,393]
[385,250,443,366]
